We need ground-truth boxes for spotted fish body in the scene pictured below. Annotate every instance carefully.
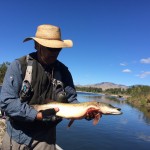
[33,101,122,127]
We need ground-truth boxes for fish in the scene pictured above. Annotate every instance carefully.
[33,101,122,127]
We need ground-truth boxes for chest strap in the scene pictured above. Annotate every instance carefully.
[19,55,34,102]
[24,55,33,83]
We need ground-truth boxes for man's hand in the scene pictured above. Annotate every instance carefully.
[36,107,59,121]
[85,109,102,121]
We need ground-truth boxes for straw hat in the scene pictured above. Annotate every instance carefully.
[23,24,73,48]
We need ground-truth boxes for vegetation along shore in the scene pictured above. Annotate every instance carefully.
[76,84,150,110]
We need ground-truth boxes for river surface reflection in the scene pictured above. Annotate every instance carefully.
[57,92,150,150]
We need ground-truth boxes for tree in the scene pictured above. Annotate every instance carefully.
[0,62,10,83]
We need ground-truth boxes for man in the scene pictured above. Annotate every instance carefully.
[0,24,94,150]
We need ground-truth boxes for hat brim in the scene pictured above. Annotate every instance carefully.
[23,37,73,48]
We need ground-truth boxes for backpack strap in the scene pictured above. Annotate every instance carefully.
[19,54,34,102]
[23,55,33,84]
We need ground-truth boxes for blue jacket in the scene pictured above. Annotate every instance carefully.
[0,57,78,146]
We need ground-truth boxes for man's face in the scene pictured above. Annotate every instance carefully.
[39,45,62,65]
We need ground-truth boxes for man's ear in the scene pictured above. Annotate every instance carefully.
[34,41,40,51]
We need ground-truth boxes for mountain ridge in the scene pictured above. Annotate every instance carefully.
[76,82,129,90]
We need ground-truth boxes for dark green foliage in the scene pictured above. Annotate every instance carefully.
[126,85,150,107]
[0,62,10,83]
[75,86,103,93]
[105,88,125,95]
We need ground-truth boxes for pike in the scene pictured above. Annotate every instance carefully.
[33,101,122,127]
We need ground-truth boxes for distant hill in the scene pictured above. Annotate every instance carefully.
[76,82,129,90]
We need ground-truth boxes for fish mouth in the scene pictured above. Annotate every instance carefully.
[113,107,122,114]
[111,112,123,115]
[113,108,123,115]
[105,112,123,115]
[114,108,123,115]
[105,108,123,115]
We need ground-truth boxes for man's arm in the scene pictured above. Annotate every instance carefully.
[0,60,38,122]
[61,65,79,104]
[65,86,79,103]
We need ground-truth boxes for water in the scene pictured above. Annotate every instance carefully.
[0,88,150,150]
[56,92,150,150]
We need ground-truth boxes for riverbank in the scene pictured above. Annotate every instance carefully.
[107,93,150,110]
[126,98,150,109]
[79,89,150,107]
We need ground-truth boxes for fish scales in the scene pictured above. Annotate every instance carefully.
[33,101,122,119]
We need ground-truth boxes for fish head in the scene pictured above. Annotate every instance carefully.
[97,102,122,115]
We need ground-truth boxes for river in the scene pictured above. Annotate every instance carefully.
[56,92,150,150]
[0,87,150,150]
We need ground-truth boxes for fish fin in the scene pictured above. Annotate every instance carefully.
[68,119,75,128]
[93,113,101,125]
[87,107,99,113]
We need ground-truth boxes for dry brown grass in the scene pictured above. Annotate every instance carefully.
[0,119,6,147]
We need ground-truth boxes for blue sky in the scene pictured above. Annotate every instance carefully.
[0,0,150,86]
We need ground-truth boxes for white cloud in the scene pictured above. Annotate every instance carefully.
[137,71,150,78]
[122,69,132,73]
[120,63,127,66]
[140,58,150,64]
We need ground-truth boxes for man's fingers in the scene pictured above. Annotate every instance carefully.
[54,107,59,112]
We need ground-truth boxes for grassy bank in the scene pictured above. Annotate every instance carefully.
[126,95,150,108]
